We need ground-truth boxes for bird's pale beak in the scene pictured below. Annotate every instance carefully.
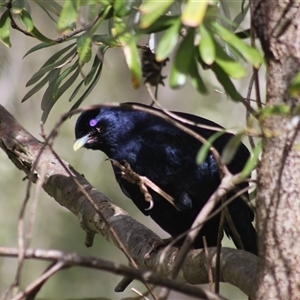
[73,135,90,151]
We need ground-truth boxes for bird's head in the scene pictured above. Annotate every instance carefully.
[73,108,110,152]
[73,106,137,154]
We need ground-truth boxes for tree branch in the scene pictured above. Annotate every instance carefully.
[0,104,257,298]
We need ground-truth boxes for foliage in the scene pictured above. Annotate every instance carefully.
[0,0,264,123]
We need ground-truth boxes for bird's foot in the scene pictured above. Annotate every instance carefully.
[109,159,178,211]
[109,159,154,210]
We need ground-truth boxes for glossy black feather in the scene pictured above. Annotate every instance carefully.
[74,103,257,254]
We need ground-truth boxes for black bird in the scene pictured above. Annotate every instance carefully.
[73,103,257,255]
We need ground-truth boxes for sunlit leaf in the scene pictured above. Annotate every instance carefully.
[241,142,261,179]
[77,33,92,64]
[140,0,174,28]
[114,0,134,17]
[57,1,78,32]
[41,69,60,111]
[26,45,76,86]
[19,10,34,31]
[174,28,195,74]
[181,0,208,27]
[0,11,11,47]
[155,19,181,62]
[196,131,225,165]
[258,104,290,120]
[189,58,208,94]
[169,63,186,89]
[210,63,242,101]
[114,17,141,89]
[136,15,178,35]
[11,0,25,14]
[211,22,264,68]
[221,131,245,165]
[22,71,55,102]
[199,24,215,65]
[214,41,247,78]
[288,71,300,97]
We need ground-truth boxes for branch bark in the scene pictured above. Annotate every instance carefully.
[0,104,257,298]
[251,1,300,299]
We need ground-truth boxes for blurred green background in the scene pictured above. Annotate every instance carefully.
[0,4,263,299]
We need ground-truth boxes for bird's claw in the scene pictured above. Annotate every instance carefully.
[109,158,155,210]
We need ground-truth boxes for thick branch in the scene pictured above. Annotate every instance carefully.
[0,105,257,298]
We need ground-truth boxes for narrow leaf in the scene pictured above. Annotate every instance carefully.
[221,131,245,165]
[0,11,11,47]
[241,142,261,179]
[169,62,186,89]
[26,46,76,86]
[155,19,181,62]
[77,33,92,64]
[114,0,134,17]
[210,63,242,102]
[114,17,141,89]
[196,131,225,165]
[189,58,207,94]
[174,28,195,74]
[288,71,300,97]
[181,0,208,27]
[214,41,247,79]
[19,10,34,32]
[199,24,215,65]
[211,22,264,68]
[57,1,78,32]
[140,0,175,28]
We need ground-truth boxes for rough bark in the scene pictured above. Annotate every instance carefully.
[251,1,300,299]
[0,104,257,298]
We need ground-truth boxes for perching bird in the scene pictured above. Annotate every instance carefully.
[73,103,257,255]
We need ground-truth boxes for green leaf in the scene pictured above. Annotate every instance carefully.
[135,15,178,35]
[0,11,11,47]
[19,10,34,31]
[196,131,225,165]
[214,41,247,79]
[57,1,78,32]
[41,69,60,111]
[181,0,208,27]
[288,71,300,97]
[84,48,105,85]
[169,62,186,89]
[52,63,78,98]
[174,28,195,74]
[221,131,245,165]
[155,19,181,62]
[114,17,141,89]
[114,0,134,17]
[199,24,215,65]
[140,0,175,28]
[56,67,80,100]
[258,104,290,120]
[210,63,242,101]
[240,142,261,179]
[93,34,119,48]
[22,71,56,102]
[77,33,92,64]
[26,45,76,86]
[31,26,56,44]
[69,80,84,102]
[11,0,25,14]
[211,22,264,68]
[189,58,207,94]
[69,58,104,110]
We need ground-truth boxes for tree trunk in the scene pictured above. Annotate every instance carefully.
[251,1,300,299]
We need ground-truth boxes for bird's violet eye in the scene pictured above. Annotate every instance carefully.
[89,119,97,127]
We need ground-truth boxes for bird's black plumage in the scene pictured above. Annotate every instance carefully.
[74,103,257,255]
